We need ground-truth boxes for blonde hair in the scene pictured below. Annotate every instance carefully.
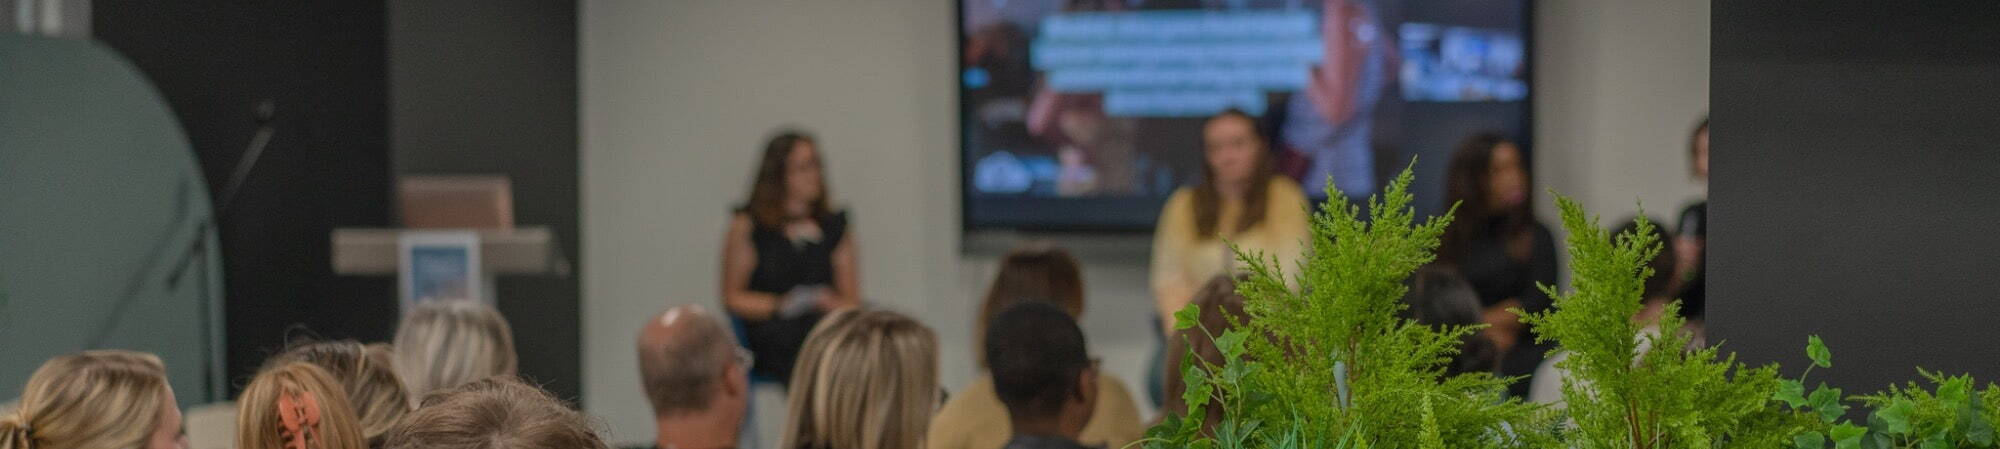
[269,341,412,445]
[0,350,170,449]
[392,300,518,404]
[780,309,938,449]
[380,376,607,449]
[237,362,367,449]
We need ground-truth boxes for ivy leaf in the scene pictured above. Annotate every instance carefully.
[1808,335,1833,368]
[1811,384,1848,421]
[1938,375,1971,405]
[1174,304,1202,331]
[1918,436,1949,449]
[1777,379,1809,408]
[1214,329,1249,360]
[1878,399,1917,435]
[1182,363,1213,412]
[1831,423,1868,449]
[1959,399,1995,447]
[1794,430,1827,449]
[1221,356,1252,385]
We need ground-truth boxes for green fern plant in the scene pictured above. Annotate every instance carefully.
[1142,163,1554,449]
[1521,195,1816,448]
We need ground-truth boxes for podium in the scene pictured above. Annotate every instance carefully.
[330,176,568,305]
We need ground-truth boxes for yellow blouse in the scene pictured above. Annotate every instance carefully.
[925,374,1146,449]
[1149,177,1312,332]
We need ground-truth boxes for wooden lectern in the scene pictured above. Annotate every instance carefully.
[330,176,567,305]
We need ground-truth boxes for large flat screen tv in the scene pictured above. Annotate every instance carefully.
[960,0,1532,231]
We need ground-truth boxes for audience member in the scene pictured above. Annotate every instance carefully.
[779,309,936,449]
[1401,266,1502,377]
[380,376,608,449]
[1149,109,1311,404]
[237,362,367,449]
[0,350,186,449]
[1151,109,1311,335]
[721,129,862,387]
[637,305,750,449]
[1159,275,1250,432]
[1437,132,1559,397]
[392,300,519,405]
[1527,216,1683,405]
[930,244,1142,449]
[985,302,1099,449]
[269,341,412,447]
[1676,116,1709,322]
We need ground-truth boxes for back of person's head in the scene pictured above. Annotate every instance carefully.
[781,309,937,449]
[1401,266,1499,376]
[0,350,174,449]
[976,243,1084,367]
[237,362,367,449]
[985,302,1093,424]
[392,300,518,404]
[1162,275,1250,427]
[1614,216,1679,300]
[269,340,412,445]
[381,376,605,449]
[635,305,743,418]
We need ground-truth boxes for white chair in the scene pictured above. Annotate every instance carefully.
[184,401,238,449]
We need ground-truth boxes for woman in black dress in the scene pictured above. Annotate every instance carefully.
[1676,117,1709,326]
[721,130,861,385]
[1437,132,1558,397]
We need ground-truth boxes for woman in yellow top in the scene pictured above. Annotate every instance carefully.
[1150,109,1312,334]
[928,244,1145,449]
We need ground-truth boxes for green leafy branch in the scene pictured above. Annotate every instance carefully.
[1143,162,1553,449]
[1522,194,1814,448]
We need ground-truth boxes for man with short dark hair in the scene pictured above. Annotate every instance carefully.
[637,305,750,449]
[986,302,1101,449]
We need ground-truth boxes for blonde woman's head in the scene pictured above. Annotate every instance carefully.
[381,376,608,449]
[780,309,938,449]
[0,350,184,449]
[236,362,366,449]
[269,341,411,445]
[392,300,517,403]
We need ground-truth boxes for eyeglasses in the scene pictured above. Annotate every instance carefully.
[734,346,756,371]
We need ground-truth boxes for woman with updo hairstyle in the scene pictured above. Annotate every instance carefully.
[268,341,411,447]
[236,362,367,449]
[0,350,186,449]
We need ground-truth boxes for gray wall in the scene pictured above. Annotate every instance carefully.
[1711,2,2000,395]
[390,0,581,402]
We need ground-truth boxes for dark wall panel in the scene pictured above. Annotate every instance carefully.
[389,0,581,402]
[93,0,396,395]
[1711,2,2000,395]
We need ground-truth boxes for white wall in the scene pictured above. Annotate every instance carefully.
[581,0,960,443]
[1534,0,1711,233]
[581,0,1710,445]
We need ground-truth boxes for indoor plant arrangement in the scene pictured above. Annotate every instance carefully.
[1140,165,2000,449]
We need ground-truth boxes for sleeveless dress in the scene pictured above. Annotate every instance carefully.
[735,209,848,385]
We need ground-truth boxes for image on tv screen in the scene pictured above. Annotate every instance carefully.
[961,0,1530,230]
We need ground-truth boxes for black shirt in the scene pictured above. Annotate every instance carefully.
[1450,218,1558,396]
[1001,434,1100,449]
[1676,201,1706,319]
[734,209,848,384]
